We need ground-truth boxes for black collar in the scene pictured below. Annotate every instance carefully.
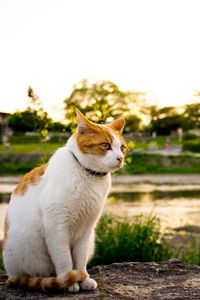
[71,153,108,177]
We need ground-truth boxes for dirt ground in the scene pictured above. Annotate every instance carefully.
[1,260,200,300]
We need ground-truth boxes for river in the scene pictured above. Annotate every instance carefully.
[1,176,200,241]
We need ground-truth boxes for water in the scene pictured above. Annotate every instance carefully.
[107,183,200,231]
[1,179,200,240]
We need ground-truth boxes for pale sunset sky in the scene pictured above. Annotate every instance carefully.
[0,0,200,121]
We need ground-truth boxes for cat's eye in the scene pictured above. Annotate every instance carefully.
[120,144,126,153]
[101,143,112,150]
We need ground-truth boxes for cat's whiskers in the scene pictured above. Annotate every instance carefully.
[119,163,129,184]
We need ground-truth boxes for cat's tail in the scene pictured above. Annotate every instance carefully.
[5,270,88,291]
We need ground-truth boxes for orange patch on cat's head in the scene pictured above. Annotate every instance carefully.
[13,164,47,196]
[75,109,125,155]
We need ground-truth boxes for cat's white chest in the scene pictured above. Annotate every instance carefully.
[66,173,111,223]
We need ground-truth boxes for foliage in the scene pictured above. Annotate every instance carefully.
[182,102,200,129]
[90,214,200,267]
[8,110,41,133]
[182,139,200,153]
[48,121,68,132]
[145,102,200,134]
[151,115,184,135]
[123,114,141,133]
[64,79,143,132]
[90,214,171,266]
[8,87,67,134]
[8,111,67,134]
[146,106,185,135]
[6,83,200,138]
[183,133,199,141]
[0,143,62,174]
[9,133,68,144]
[9,133,40,144]
[8,87,50,133]
[177,237,200,265]
[0,255,4,271]
[0,143,62,154]
[123,152,200,174]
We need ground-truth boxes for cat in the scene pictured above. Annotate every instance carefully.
[3,109,126,293]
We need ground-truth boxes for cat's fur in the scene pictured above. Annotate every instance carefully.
[3,109,125,292]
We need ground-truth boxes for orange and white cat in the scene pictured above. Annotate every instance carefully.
[3,109,125,292]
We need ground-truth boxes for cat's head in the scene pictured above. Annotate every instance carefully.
[68,109,126,174]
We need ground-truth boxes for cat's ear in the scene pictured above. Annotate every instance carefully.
[108,118,125,133]
[76,109,96,134]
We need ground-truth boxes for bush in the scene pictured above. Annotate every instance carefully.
[178,238,200,265]
[48,134,68,143]
[0,255,4,271]
[10,134,40,144]
[0,153,42,174]
[9,133,69,144]
[90,214,171,266]
[183,133,199,141]
[182,139,200,153]
[121,152,200,174]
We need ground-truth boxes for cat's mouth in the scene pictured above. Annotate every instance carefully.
[109,160,124,171]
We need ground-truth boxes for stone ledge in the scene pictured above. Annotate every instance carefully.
[1,260,200,299]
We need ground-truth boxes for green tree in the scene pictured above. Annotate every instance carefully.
[47,122,65,132]
[27,86,52,132]
[8,110,38,132]
[64,79,143,131]
[147,106,184,135]
[123,114,141,133]
[8,87,53,133]
[182,102,200,129]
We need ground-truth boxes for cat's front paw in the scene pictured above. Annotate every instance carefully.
[68,282,80,293]
[80,277,97,290]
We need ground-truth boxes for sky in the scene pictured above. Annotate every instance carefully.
[0,0,200,121]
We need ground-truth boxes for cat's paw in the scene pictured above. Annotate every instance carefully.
[80,277,97,290]
[68,282,80,293]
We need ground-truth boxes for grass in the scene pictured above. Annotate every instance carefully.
[126,136,182,151]
[90,214,200,267]
[89,214,172,266]
[0,255,4,271]
[0,143,64,175]
[0,143,63,154]
[177,237,200,266]
[121,152,200,174]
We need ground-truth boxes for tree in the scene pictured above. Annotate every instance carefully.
[123,114,141,134]
[147,106,184,135]
[182,102,200,129]
[8,110,38,132]
[48,121,68,132]
[64,79,143,132]
[27,86,52,132]
[8,87,53,133]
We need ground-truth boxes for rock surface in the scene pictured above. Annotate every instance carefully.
[1,260,200,299]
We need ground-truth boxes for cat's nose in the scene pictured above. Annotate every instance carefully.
[117,156,123,163]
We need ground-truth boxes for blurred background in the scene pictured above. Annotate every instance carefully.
[0,0,200,269]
